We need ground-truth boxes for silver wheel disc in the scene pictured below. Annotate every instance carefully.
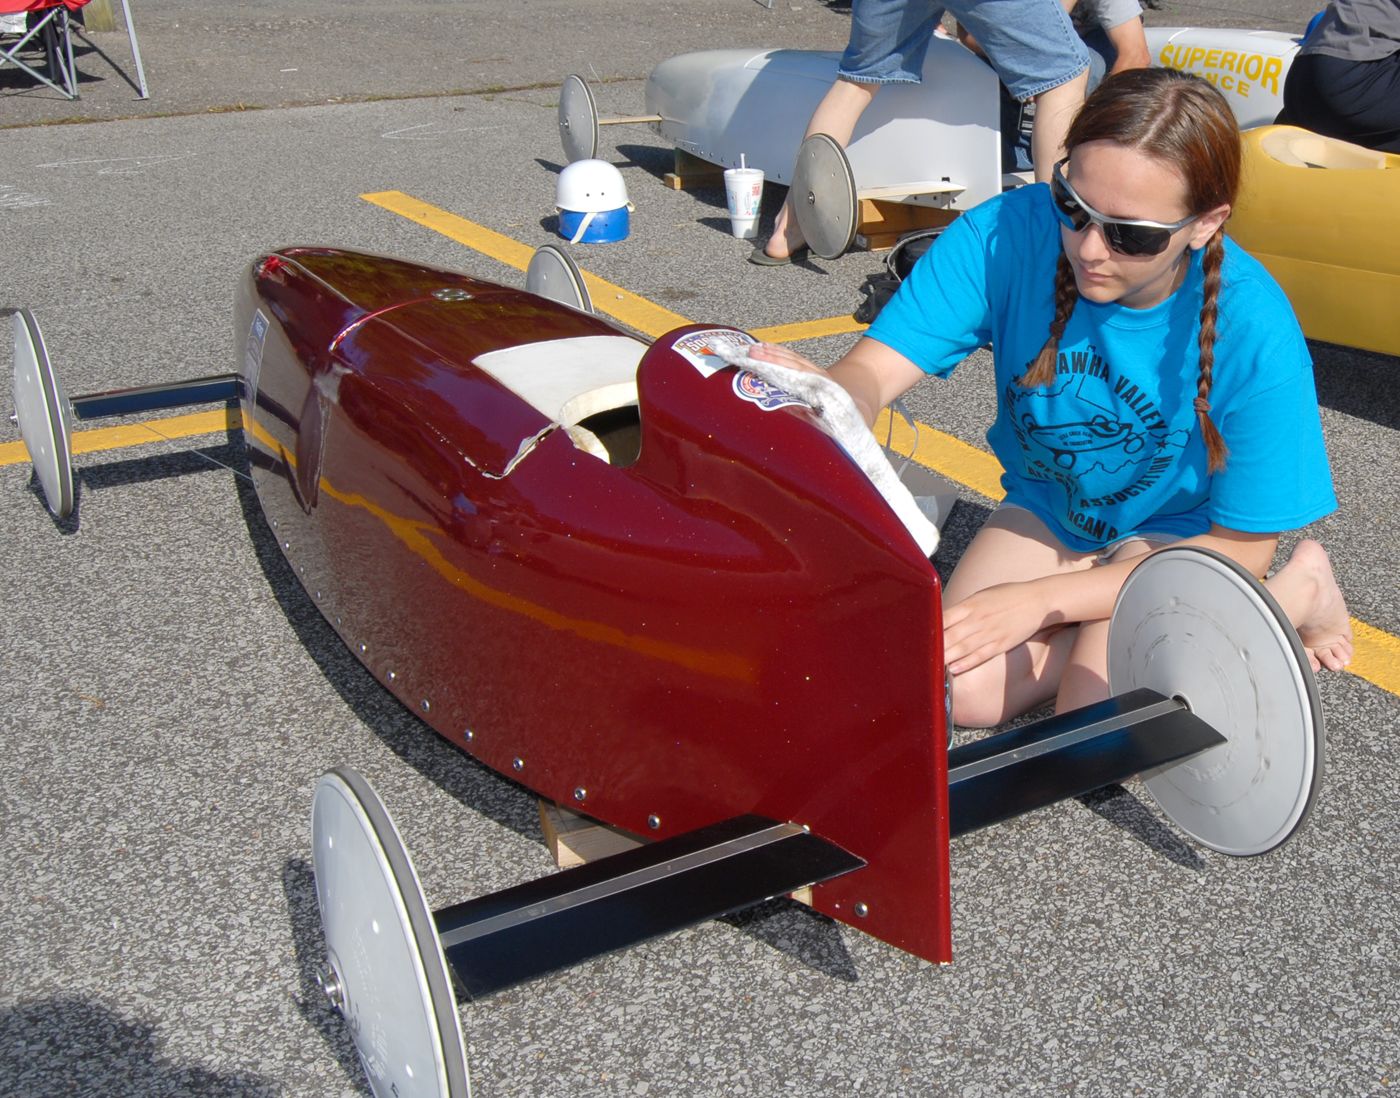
[311,768,470,1098]
[789,133,857,260]
[11,309,74,518]
[525,244,594,313]
[1108,546,1323,856]
[558,74,599,164]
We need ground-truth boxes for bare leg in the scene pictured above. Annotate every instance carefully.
[1054,539,1350,709]
[948,530,1351,732]
[944,507,1098,728]
[1264,538,1353,671]
[1054,540,1162,713]
[1029,68,1089,183]
[762,78,880,260]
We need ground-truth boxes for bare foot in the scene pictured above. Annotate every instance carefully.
[1266,539,1353,672]
[761,201,807,260]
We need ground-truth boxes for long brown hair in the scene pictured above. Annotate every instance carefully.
[1020,68,1241,471]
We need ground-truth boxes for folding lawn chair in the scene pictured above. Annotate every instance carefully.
[0,0,148,100]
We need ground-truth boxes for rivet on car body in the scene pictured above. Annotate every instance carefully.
[512,757,524,772]
[573,787,587,802]
[854,902,870,918]
[647,814,661,830]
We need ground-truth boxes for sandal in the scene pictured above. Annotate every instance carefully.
[747,242,809,266]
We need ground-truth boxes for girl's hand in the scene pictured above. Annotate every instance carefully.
[748,337,925,429]
[942,581,1056,675]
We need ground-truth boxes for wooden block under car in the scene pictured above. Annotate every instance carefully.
[538,800,814,905]
[664,148,729,191]
[856,201,959,252]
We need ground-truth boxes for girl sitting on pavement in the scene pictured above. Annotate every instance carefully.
[750,67,1353,728]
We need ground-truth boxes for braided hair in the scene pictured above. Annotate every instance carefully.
[1020,68,1240,471]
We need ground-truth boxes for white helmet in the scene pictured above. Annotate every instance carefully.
[556,159,630,212]
[555,159,632,244]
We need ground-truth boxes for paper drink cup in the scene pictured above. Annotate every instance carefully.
[723,167,764,239]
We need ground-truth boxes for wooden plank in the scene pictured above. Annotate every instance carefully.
[857,180,963,201]
[857,199,959,234]
[539,801,644,868]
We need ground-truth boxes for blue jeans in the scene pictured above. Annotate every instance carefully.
[1002,34,1109,171]
[839,0,1089,101]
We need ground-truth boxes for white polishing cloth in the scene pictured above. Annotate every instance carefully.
[715,348,939,558]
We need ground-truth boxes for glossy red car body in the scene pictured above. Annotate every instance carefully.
[237,247,954,965]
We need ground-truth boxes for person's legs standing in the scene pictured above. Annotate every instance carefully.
[756,0,942,261]
[759,79,881,259]
[952,0,1090,180]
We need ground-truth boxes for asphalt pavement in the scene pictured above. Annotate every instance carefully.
[2,2,1397,1097]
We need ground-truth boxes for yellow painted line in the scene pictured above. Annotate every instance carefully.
[362,189,537,267]
[572,270,694,339]
[0,408,238,467]
[361,190,693,339]
[1349,619,1400,699]
[363,190,861,347]
[0,439,32,466]
[749,315,869,344]
[878,407,1006,503]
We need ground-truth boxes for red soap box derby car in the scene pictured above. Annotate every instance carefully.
[9,245,1323,1098]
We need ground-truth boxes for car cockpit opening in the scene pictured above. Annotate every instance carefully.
[572,404,642,466]
[473,333,647,469]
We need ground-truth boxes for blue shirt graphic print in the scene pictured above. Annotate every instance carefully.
[1001,348,1198,546]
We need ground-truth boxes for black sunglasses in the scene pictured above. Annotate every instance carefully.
[1050,159,1198,257]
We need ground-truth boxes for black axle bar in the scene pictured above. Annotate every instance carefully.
[433,814,864,999]
[69,374,242,421]
[947,687,1226,837]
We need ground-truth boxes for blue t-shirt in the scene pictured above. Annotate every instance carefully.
[867,184,1337,552]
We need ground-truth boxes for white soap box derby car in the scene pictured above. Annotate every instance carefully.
[559,25,1302,256]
